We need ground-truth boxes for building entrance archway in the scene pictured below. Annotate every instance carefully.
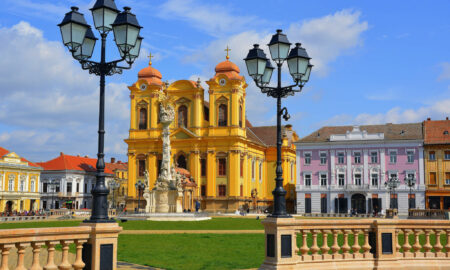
[351,193,366,214]
[5,201,13,213]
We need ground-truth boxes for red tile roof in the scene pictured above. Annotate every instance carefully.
[423,119,450,145]
[106,161,128,171]
[0,146,41,168]
[37,153,114,174]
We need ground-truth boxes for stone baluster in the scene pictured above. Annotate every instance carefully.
[412,229,422,255]
[0,244,13,270]
[320,230,330,257]
[362,229,372,258]
[58,240,72,270]
[331,230,340,258]
[44,241,58,270]
[15,243,29,270]
[299,230,309,256]
[402,229,412,257]
[73,240,86,270]
[310,230,320,257]
[445,229,450,255]
[351,229,361,257]
[423,229,433,256]
[395,229,401,255]
[433,229,443,256]
[31,242,44,270]
[341,230,351,258]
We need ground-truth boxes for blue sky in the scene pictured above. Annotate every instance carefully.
[0,0,449,162]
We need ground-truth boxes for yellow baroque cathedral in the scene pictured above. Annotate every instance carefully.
[125,54,299,213]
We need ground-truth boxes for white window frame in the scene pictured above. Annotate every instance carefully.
[320,173,327,187]
[354,152,361,164]
[354,173,362,186]
[319,151,327,165]
[444,150,450,160]
[370,151,378,163]
[429,151,436,161]
[337,152,345,164]
[30,180,35,192]
[303,151,312,165]
[371,173,378,186]
[303,173,312,187]
[406,149,415,163]
[338,173,345,186]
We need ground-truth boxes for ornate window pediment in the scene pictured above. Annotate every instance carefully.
[175,97,192,104]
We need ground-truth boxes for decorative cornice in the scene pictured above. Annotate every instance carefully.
[231,89,239,93]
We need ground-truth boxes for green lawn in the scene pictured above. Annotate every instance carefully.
[118,234,264,270]
[0,218,264,230]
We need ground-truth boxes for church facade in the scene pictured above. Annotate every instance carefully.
[125,54,298,213]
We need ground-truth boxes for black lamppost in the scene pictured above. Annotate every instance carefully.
[58,0,142,223]
[244,30,312,218]
[405,175,416,209]
[385,176,400,209]
[135,180,145,212]
[109,179,121,209]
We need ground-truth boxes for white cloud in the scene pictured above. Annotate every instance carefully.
[318,98,450,128]
[438,62,450,81]
[0,21,130,161]
[158,0,259,37]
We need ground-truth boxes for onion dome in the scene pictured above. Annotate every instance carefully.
[213,47,243,81]
[138,54,162,86]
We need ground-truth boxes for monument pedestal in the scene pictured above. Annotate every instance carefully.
[155,190,170,213]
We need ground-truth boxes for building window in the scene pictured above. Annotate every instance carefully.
[320,174,327,186]
[429,172,436,185]
[139,108,147,130]
[320,152,327,165]
[370,152,378,163]
[304,174,311,186]
[201,185,206,196]
[30,181,35,192]
[76,183,80,192]
[56,184,60,192]
[200,158,206,176]
[138,159,146,177]
[177,155,187,169]
[408,194,416,209]
[321,194,327,213]
[354,174,362,185]
[218,185,226,196]
[252,160,255,180]
[445,172,450,185]
[354,152,361,164]
[240,185,243,196]
[290,163,294,183]
[390,151,397,163]
[240,159,244,177]
[20,180,25,192]
[178,105,188,127]
[407,150,414,163]
[429,151,436,161]
[218,158,227,176]
[371,174,378,186]
[338,174,345,186]
[43,182,48,193]
[67,182,72,193]
[218,104,227,126]
[239,105,243,128]
[337,152,344,164]
[304,153,311,165]
[157,160,162,176]
[445,151,450,160]
[8,175,14,191]
[259,163,262,182]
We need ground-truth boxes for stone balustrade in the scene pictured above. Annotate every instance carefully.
[0,216,47,222]
[261,218,450,269]
[0,223,122,270]
[49,209,117,217]
[408,209,449,220]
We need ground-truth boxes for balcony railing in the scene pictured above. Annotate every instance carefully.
[345,184,370,190]
[57,192,80,197]
[261,218,450,269]
[0,223,122,270]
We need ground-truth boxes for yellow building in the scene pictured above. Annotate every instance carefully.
[423,118,450,209]
[125,54,298,212]
[0,147,41,213]
[106,158,128,209]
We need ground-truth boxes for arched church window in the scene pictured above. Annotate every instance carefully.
[139,108,147,130]
[218,104,227,126]
[239,105,243,128]
[177,155,187,169]
[178,105,188,127]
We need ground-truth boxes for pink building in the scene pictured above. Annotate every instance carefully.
[295,123,425,215]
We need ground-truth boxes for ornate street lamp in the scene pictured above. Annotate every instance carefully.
[135,180,146,212]
[384,176,400,209]
[405,175,416,209]
[109,179,121,209]
[244,29,312,218]
[58,0,142,223]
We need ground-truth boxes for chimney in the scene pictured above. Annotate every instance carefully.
[427,118,431,121]
[60,152,64,156]
[111,157,116,163]
[446,117,449,120]
[84,155,89,158]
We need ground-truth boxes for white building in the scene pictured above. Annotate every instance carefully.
[38,153,114,210]
[295,124,426,216]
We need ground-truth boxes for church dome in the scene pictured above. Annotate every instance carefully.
[215,59,240,74]
[138,58,163,86]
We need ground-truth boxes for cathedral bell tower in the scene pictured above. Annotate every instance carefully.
[206,47,248,137]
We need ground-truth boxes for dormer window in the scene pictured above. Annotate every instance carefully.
[444,131,449,135]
